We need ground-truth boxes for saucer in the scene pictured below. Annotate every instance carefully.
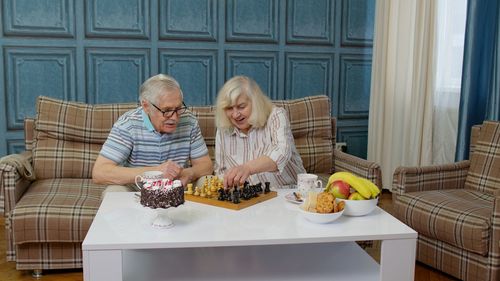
[285,192,304,204]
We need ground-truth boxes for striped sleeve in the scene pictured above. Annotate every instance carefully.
[265,107,293,173]
[99,124,134,164]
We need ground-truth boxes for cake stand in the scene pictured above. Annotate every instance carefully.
[151,207,174,229]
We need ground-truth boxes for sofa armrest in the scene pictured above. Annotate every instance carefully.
[392,160,470,203]
[0,151,34,215]
[492,190,500,270]
[333,150,382,190]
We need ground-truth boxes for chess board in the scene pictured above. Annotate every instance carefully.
[185,191,277,210]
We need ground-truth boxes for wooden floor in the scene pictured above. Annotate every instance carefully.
[0,190,458,281]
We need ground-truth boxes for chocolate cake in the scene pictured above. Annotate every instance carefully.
[140,179,184,209]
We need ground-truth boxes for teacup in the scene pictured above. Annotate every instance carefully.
[297,173,323,197]
[135,171,163,189]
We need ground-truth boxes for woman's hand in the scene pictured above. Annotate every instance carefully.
[223,164,252,188]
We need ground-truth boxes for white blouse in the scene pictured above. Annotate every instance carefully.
[215,107,306,188]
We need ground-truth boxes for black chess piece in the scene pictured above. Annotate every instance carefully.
[264,182,271,193]
[255,182,263,193]
[217,188,225,201]
[226,188,232,201]
[250,185,258,197]
[232,187,240,204]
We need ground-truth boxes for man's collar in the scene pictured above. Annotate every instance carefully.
[141,109,155,132]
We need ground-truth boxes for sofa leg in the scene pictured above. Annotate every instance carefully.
[32,269,43,278]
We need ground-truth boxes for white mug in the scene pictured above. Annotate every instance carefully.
[297,173,323,197]
[134,171,163,189]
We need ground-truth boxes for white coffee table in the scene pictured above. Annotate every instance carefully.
[82,191,417,281]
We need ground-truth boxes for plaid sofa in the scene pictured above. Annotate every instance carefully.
[0,95,381,272]
[392,120,500,281]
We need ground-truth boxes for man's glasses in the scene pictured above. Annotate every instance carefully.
[148,100,187,118]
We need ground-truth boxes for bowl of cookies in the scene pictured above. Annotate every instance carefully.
[299,191,345,224]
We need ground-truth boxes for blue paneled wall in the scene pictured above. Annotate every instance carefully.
[0,0,375,158]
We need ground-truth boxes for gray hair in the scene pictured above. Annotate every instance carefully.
[215,75,273,130]
[139,74,183,103]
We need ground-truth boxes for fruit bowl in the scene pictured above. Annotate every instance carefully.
[298,205,344,224]
[336,197,378,216]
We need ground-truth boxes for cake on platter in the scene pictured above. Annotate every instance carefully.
[140,179,184,209]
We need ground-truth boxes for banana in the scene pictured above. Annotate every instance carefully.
[357,177,380,198]
[325,172,372,199]
[348,192,367,200]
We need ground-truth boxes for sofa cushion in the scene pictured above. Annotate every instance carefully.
[394,189,492,256]
[190,95,333,174]
[188,106,217,161]
[272,95,333,174]
[11,179,104,244]
[33,96,138,179]
[465,120,500,194]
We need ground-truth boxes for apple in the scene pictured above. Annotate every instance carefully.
[330,180,350,199]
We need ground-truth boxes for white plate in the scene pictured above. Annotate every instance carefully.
[285,192,304,204]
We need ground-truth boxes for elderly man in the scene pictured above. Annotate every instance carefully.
[93,74,213,194]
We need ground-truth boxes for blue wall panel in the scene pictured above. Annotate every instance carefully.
[339,54,372,118]
[226,51,278,99]
[286,54,333,100]
[159,50,217,106]
[342,0,375,46]
[86,48,149,104]
[2,0,75,37]
[338,125,369,159]
[287,0,334,45]
[5,47,76,130]
[160,0,217,41]
[0,0,374,158]
[7,140,25,155]
[86,0,149,39]
[226,0,278,43]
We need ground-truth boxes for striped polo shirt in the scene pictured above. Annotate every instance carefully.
[100,107,208,168]
[215,107,306,188]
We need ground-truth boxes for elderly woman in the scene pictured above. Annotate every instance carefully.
[214,75,306,188]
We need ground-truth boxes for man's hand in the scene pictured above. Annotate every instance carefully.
[223,164,252,188]
[159,160,182,180]
[178,168,195,187]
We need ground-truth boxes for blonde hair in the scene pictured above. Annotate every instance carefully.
[215,76,273,131]
[139,74,183,103]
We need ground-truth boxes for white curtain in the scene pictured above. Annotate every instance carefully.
[432,0,467,164]
[368,0,466,189]
[368,0,437,189]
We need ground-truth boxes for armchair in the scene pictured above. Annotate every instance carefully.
[392,120,500,281]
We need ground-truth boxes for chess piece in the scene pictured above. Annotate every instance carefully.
[203,178,209,193]
[194,186,200,196]
[232,186,240,204]
[186,183,194,195]
[264,182,271,194]
[255,182,263,193]
[217,188,225,201]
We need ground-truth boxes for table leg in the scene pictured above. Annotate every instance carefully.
[380,238,416,281]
